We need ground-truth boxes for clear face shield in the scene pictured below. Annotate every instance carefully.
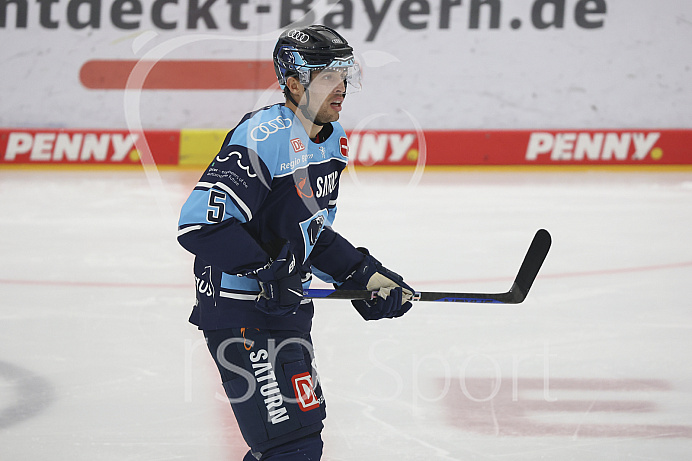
[297,59,362,95]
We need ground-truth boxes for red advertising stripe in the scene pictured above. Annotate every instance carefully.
[346,130,692,166]
[0,129,179,165]
[423,130,528,165]
[3,128,691,167]
[80,60,277,90]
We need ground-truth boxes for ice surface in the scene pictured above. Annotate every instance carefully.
[1,167,691,460]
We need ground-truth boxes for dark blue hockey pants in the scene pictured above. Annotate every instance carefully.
[204,328,326,460]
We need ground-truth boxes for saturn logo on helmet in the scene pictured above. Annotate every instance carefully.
[287,29,309,43]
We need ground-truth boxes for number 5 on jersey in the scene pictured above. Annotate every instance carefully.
[207,190,226,223]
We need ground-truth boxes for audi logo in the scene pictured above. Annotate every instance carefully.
[250,116,293,141]
[287,29,310,43]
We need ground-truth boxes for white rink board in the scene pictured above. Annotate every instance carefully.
[1,0,691,130]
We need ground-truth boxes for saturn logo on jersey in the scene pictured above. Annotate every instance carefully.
[315,171,338,198]
[250,116,292,141]
[295,175,314,198]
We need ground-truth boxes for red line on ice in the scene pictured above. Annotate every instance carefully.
[1,260,690,290]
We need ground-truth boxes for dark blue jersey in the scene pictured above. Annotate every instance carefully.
[178,103,364,332]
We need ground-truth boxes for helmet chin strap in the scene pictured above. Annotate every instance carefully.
[287,87,327,127]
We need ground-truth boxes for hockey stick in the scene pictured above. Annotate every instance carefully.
[304,229,551,304]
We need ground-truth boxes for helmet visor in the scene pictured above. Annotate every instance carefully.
[308,62,362,94]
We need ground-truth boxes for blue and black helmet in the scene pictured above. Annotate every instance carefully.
[273,25,361,93]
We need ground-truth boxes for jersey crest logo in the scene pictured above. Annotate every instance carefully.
[307,215,325,246]
[290,138,305,152]
[299,210,329,262]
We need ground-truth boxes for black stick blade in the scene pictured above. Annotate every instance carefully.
[508,229,552,303]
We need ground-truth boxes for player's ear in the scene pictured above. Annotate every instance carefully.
[285,75,304,99]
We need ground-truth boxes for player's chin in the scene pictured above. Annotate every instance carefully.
[318,111,340,124]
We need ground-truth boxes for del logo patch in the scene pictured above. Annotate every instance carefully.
[291,372,320,411]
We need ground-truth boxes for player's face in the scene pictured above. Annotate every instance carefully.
[306,69,347,124]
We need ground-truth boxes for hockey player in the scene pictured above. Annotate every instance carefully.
[177,25,414,460]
